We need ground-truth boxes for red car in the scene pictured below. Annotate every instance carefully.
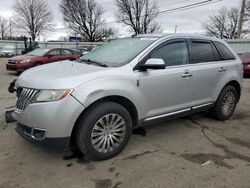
[240,52,250,76]
[6,48,80,73]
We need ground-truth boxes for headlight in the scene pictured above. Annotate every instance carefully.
[19,59,31,64]
[33,90,72,102]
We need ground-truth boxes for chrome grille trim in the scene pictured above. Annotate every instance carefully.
[8,60,17,64]
[16,88,40,111]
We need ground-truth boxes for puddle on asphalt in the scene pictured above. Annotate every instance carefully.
[63,149,97,170]
[108,167,116,173]
[62,149,88,163]
[91,179,122,188]
[180,153,234,169]
[132,127,147,137]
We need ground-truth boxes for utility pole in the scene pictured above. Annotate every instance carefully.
[9,18,12,39]
[237,0,246,39]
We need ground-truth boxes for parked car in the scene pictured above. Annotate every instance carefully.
[6,48,80,73]
[0,46,16,57]
[75,46,95,56]
[13,34,242,160]
[239,52,250,76]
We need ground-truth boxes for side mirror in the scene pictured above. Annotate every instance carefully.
[138,58,165,71]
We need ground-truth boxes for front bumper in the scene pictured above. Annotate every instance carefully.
[13,94,85,150]
[6,63,28,72]
[16,123,70,150]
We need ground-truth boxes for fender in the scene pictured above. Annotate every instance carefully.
[71,76,143,119]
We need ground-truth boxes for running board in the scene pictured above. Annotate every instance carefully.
[144,102,213,122]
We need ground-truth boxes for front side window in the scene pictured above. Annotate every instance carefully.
[190,41,216,63]
[214,41,235,60]
[150,41,189,66]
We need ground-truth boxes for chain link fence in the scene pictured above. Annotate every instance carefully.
[0,40,105,55]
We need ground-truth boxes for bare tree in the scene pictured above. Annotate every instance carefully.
[60,0,117,42]
[0,17,9,40]
[202,7,244,39]
[13,0,53,41]
[115,0,160,34]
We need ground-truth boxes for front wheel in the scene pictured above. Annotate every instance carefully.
[209,85,238,121]
[76,101,132,160]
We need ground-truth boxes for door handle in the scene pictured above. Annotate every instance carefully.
[218,67,227,72]
[182,71,192,78]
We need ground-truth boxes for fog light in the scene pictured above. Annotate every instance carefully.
[32,128,46,139]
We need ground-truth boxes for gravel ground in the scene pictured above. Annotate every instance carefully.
[0,58,250,188]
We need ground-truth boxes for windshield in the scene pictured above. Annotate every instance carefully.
[80,37,157,67]
[26,48,49,56]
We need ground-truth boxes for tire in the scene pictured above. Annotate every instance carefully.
[209,85,238,121]
[76,101,132,160]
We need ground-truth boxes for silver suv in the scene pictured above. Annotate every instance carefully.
[13,34,243,160]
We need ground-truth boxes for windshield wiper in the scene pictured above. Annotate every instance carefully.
[79,59,108,67]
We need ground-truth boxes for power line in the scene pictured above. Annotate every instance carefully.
[157,0,222,17]
[106,0,223,24]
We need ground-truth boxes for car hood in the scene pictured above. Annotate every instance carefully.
[1,50,14,53]
[16,60,113,89]
[10,55,36,61]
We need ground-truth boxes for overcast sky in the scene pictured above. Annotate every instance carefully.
[0,0,242,40]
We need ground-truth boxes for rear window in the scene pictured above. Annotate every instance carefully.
[190,41,218,63]
[214,41,235,60]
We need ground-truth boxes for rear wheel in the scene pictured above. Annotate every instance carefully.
[209,85,238,120]
[76,101,132,160]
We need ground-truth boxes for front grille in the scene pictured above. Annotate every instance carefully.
[8,60,17,64]
[16,88,40,111]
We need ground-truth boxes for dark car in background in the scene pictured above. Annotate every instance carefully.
[239,52,250,76]
[0,46,16,57]
[6,48,80,73]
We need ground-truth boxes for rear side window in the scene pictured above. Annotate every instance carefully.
[62,49,73,55]
[214,41,235,60]
[190,41,217,63]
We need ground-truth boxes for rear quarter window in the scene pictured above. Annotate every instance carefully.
[214,41,236,60]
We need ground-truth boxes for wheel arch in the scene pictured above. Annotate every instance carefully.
[70,95,139,147]
[221,80,241,102]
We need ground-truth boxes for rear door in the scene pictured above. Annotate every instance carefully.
[186,39,232,106]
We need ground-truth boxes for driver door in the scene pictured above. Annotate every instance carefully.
[139,39,194,120]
